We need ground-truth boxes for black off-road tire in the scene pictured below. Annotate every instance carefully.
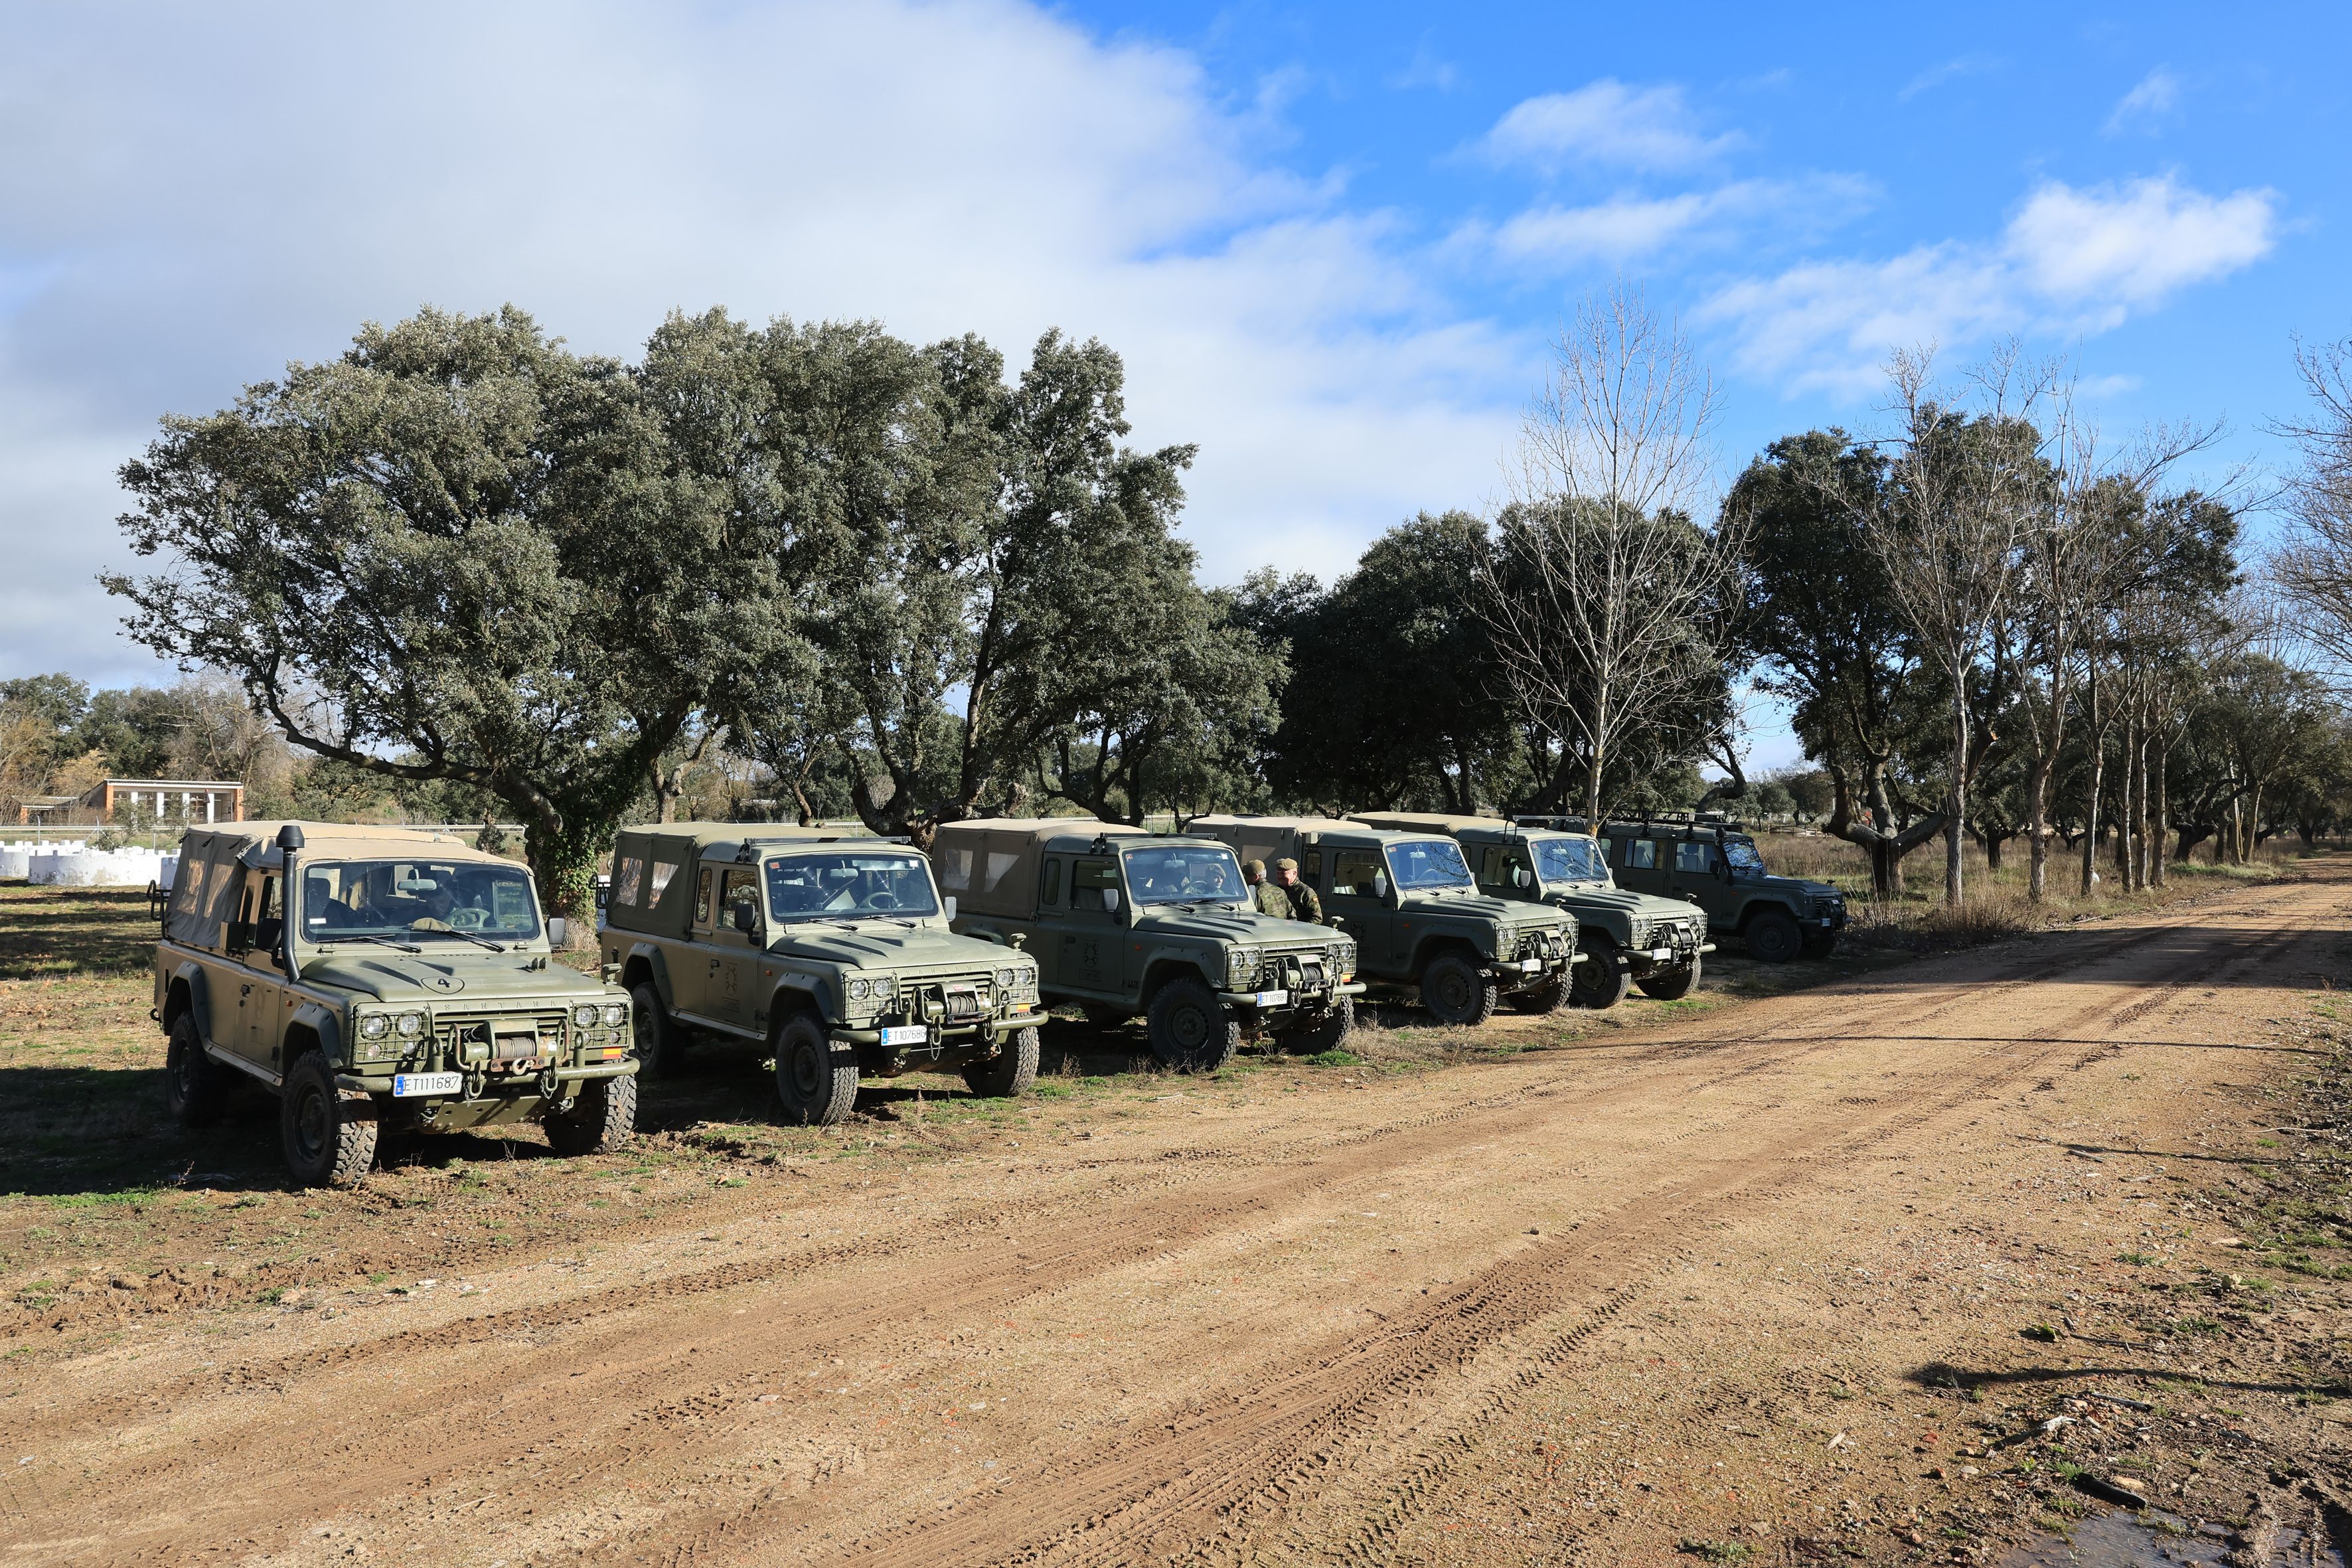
[544,1072,637,1155]
[1281,993,1354,1055]
[164,1012,228,1127]
[1569,932,1632,1010]
[1802,931,1840,960]
[1507,969,1570,1015]
[279,1052,378,1189]
[630,983,686,1077]
[1635,955,1701,1001]
[1743,907,1804,965]
[1421,953,1499,1027]
[773,1013,858,1125]
[963,1026,1040,1098]
[1146,977,1240,1073]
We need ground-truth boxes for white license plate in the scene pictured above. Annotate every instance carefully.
[1646,948,1675,961]
[1251,988,1289,1007]
[392,1071,465,1099]
[1518,958,1544,972]
[879,1024,931,1048]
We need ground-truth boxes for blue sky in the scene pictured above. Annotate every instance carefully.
[2,1,2345,770]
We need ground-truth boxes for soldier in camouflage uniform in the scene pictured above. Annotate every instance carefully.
[1273,857,1324,925]
[1242,858,1291,919]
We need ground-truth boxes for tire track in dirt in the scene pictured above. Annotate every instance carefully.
[6,878,2323,1565]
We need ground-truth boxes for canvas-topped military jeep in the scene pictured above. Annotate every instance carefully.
[601,824,1044,1125]
[926,819,1360,1073]
[1530,815,1845,964]
[1350,813,1711,1008]
[1188,817,1577,1024]
[154,822,637,1187]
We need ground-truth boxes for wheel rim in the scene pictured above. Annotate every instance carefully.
[787,1040,824,1099]
[633,1008,657,1057]
[293,1085,331,1161]
[1170,1003,1210,1054]
[1755,921,1796,960]
[1434,967,1472,1014]
[171,1045,195,1101]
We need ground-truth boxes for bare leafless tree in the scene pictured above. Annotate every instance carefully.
[1865,345,2054,906]
[2272,335,2352,678]
[1478,283,1745,827]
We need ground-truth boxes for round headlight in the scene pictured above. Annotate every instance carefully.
[874,976,894,998]
[602,1001,627,1028]
[395,1012,426,1039]
[573,1003,599,1028]
[358,1013,390,1041]
[848,978,869,1001]
[996,967,1016,987]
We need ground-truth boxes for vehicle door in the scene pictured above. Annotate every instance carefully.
[235,870,286,1071]
[183,854,242,1052]
[679,862,722,1020]
[1059,855,1126,995]
[1665,839,1721,904]
[710,866,765,1032]
[1324,848,1398,974]
[1473,842,1536,903]
[1030,856,1067,989]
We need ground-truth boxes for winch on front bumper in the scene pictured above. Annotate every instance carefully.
[828,974,1044,1068]
[1217,948,1364,1014]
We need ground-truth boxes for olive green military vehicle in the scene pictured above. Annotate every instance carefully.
[601,824,1044,1125]
[1350,813,1711,1009]
[1189,817,1577,1024]
[927,819,1360,1072]
[1528,814,1845,964]
[154,823,637,1188]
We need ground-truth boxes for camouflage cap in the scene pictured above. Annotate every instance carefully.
[1240,858,1266,878]
[1272,856,1299,872]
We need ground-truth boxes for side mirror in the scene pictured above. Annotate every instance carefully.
[548,917,569,948]
[224,919,255,953]
[730,903,758,935]
[1102,888,1121,913]
[943,895,957,922]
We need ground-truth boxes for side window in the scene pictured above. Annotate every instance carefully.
[694,867,715,928]
[1674,841,1713,874]
[251,874,283,960]
[720,868,761,929]
[1304,849,1324,884]
[1069,857,1119,911]
[1040,857,1063,907]
[1330,850,1385,898]
[1625,839,1658,870]
[613,854,645,907]
[937,847,974,891]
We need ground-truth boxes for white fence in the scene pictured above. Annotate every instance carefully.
[1,841,177,888]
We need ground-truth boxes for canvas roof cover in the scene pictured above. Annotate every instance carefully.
[1348,811,1518,836]
[604,823,893,936]
[166,822,477,948]
[927,819,1154,920]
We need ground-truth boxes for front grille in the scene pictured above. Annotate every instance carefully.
[902,978,992,1023]
[433,1012,568,1066]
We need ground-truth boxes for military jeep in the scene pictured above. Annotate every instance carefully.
[153,822,637,1188]
[1539,815,1845,964]
[1350,813,1711,1009]
[926,819,1360,1073]
[601,824,1044,1125]
[1189,817,1577,1024]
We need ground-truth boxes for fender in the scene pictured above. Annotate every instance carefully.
[167,960,214,1043]
[1137,952,1217,1005]
[767,979,834,1029]
[1405,929,1486,979]
[1738,899,1800,929]
[619,941,676,1009]
[288,1001,347,1069]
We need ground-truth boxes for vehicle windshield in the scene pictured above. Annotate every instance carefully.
[1724,838,1768,878]
[764,851,940,922]
[300,859,542,943]
[1387,838,1476,892]
[1121,844,1247,907]
[1531,835,1610,886]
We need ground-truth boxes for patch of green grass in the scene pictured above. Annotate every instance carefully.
[1306,1050,1362,1067]
[1029,1083,1073,1099]
[256,1285,287,1305]
[2117,1251,2159,1267]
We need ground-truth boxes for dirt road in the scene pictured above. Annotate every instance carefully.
[5,864,2347,1565]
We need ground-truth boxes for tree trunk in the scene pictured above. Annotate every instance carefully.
[523,812,609,944]
[2078,732,2105,900]
[1946,690,1968,907]
[2025,745,2053,902]
[2151,744,2169,889]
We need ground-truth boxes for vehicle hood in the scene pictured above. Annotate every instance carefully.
[300,951,609,1003]
[1131,907,1334,945]
[1398,891,1569,929]
[1759,876,1843,903]
[1545,885,1703,926]
[770,923,1026,972]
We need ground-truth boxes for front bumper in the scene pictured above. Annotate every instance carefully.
[337,1056,639,1100]
[1218,981,1365,1010]
[830,1008,1045,1047]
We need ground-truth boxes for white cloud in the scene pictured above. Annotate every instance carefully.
[2104,68,2182,135]
[1897,53,2001,102]
[1472,175,1874,268]
[1699,175,2280,395]
[1480,80,1736,173]
[0,0,1525,684]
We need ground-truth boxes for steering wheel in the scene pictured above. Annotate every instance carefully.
[449,907,490,931]
[866,892,902,911]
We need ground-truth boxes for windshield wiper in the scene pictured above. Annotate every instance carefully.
[315,933,425,955]
[414,928,508,953]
